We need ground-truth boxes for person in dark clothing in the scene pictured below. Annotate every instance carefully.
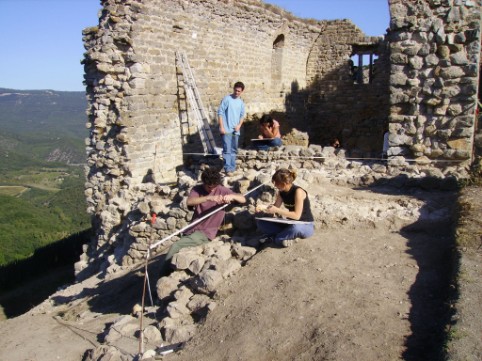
[255,168,314,247]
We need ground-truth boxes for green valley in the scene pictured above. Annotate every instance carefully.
[0,88,90,267]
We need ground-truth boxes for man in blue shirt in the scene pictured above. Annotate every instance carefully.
[217,81,245,175]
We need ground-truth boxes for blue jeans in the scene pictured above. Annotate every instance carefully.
[222,132,239,172]
[254,137,282,151]
[256,219,314,244]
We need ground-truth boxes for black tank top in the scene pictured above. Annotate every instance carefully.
[279,185,314,222]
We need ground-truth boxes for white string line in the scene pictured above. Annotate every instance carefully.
[181,152,467,163]
[139,176,268,354]
[145,249,154,306]
[148,182,265,250]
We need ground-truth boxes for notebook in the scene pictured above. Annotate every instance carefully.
[255,217,312,225]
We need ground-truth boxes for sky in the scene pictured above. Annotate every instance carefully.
[0,0,389,92]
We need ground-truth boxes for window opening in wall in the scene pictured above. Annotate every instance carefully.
[271,34,285,90]
[349,52,378,84]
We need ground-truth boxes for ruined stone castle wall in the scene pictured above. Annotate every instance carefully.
[387,0,481,165]
[82,0,352,185]
[80,0,375,270]
[301,22,391,154]
[79,0,481,274]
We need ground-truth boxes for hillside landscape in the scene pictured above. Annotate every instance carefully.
[0,88,87,167]
[0,88,90,308]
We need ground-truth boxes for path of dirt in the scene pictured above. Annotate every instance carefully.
[0,181,480,361]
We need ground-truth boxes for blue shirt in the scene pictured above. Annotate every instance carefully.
[217,94,245,134]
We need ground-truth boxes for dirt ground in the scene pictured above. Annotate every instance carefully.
[0,180,480,361]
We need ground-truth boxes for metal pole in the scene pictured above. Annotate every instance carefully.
[142,182,265,311]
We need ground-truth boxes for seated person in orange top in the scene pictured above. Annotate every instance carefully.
[253,114,282,151]
[331,137,341,148]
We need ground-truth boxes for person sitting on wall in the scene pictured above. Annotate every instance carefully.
[348,59,357,81]
[158,167,246,276]
[252,114,282,151]
[331,138,341,148]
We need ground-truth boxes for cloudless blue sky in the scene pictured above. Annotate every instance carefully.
[0,0,389,92]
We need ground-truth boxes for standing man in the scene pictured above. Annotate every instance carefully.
[218,81,246,176]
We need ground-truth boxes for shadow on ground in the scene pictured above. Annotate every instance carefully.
[50,257,162,317]
[367,176,460,361]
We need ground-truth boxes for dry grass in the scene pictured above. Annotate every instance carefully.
[0,186,29,197]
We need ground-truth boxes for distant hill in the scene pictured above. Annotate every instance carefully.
[0,88,87,167]
[0,88,91,267]
[0,88,87,137]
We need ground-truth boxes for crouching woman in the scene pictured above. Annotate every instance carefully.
[256,168,314,247]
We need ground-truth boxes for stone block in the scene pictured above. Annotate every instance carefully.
[425,53,439,66]
[215,243,234,261]
[187,294,213,313]
[450,51,469,65]
[156,271,189,300]
[193,269,223,293]
[172,250,203,270]
[390,52,408,64]
[143,325,162,344]
[163,324,196,344]
[137,201,150,215]
[390,73,407,86]
[188,257,205,275]
[104,315,138,343]
[166,300,191,319]
[447,138,471,151]
[83,345,131,361]
[409,56,424,69]
[440,66,465,79]
[166,217,177,230]
[221,258,242,278]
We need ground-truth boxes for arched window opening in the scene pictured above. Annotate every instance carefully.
[271,34,285,88]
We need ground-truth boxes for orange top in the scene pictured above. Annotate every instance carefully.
[260,119,281,139]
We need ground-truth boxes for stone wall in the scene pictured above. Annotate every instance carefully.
[302,22,391,155]
[81,0,390,269]
[387,0,481,165]
[76,142,464,276]
[80,0,481,275]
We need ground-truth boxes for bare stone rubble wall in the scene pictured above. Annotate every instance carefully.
[75,143,463,278]
[82,148,459,359]
[80,0,378,272]
[387,0,481,163]
[80,0,481,279]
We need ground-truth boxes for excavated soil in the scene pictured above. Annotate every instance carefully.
[0,181,480,361]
